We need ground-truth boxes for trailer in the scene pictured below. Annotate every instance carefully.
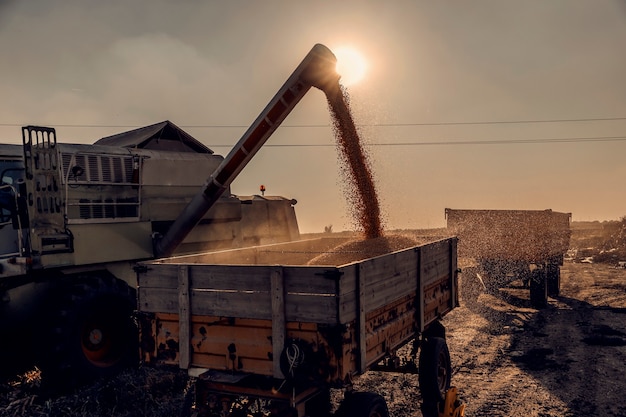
[136,235,461,417]
[445,208,571,307]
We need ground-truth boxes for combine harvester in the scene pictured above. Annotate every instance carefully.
[0,122,299,383]
[136,45,465,417]
[446,208,571,307]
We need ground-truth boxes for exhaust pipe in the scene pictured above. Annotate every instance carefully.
[155,44,340,258]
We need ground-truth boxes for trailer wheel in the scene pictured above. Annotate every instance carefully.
[529,268,548,308]
[418,337,451,408]
[41,274,138,387]
[336,392,389,417]
[547,263,560,297]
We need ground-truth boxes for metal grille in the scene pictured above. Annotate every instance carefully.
[62,152,140,222]
[61,152,134,184]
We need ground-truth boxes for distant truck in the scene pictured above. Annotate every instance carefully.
[136,236,461,417]
[445,208,571,307]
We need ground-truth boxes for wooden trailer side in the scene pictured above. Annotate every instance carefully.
[346,237,458,373]
[137,237,458,383]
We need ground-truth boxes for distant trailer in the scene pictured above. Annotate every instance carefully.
[445,208,571,307]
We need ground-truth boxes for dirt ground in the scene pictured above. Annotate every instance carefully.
[352,261,626,417]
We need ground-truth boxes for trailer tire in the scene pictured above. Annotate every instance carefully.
[419,337,451,409]
[336,392,389,417]
[40,274,138,388]
[547,263,560,297]
[529,269,548,308]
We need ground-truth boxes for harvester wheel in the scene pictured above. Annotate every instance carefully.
[529,268,548,308]
[336,392,389,417]
[40,273,138,388]
[419,337,451,414]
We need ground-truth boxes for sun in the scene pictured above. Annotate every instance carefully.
[333,46,368,86]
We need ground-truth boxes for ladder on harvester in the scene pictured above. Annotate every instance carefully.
[22,126,73,256]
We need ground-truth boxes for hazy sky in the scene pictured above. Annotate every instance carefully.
[1,1,625,233]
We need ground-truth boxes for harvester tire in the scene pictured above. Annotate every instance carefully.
[419,337,451,413]
[336,392,389,417]
[40,273,138,388]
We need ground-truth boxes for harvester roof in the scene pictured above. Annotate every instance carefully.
[95,120,213,154]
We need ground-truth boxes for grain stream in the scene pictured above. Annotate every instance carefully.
[325,83,383,239]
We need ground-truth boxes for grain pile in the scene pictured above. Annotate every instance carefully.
[325,83,383,239]
[307,235,419,265]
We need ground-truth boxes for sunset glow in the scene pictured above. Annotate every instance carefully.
[334,47,367,86]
